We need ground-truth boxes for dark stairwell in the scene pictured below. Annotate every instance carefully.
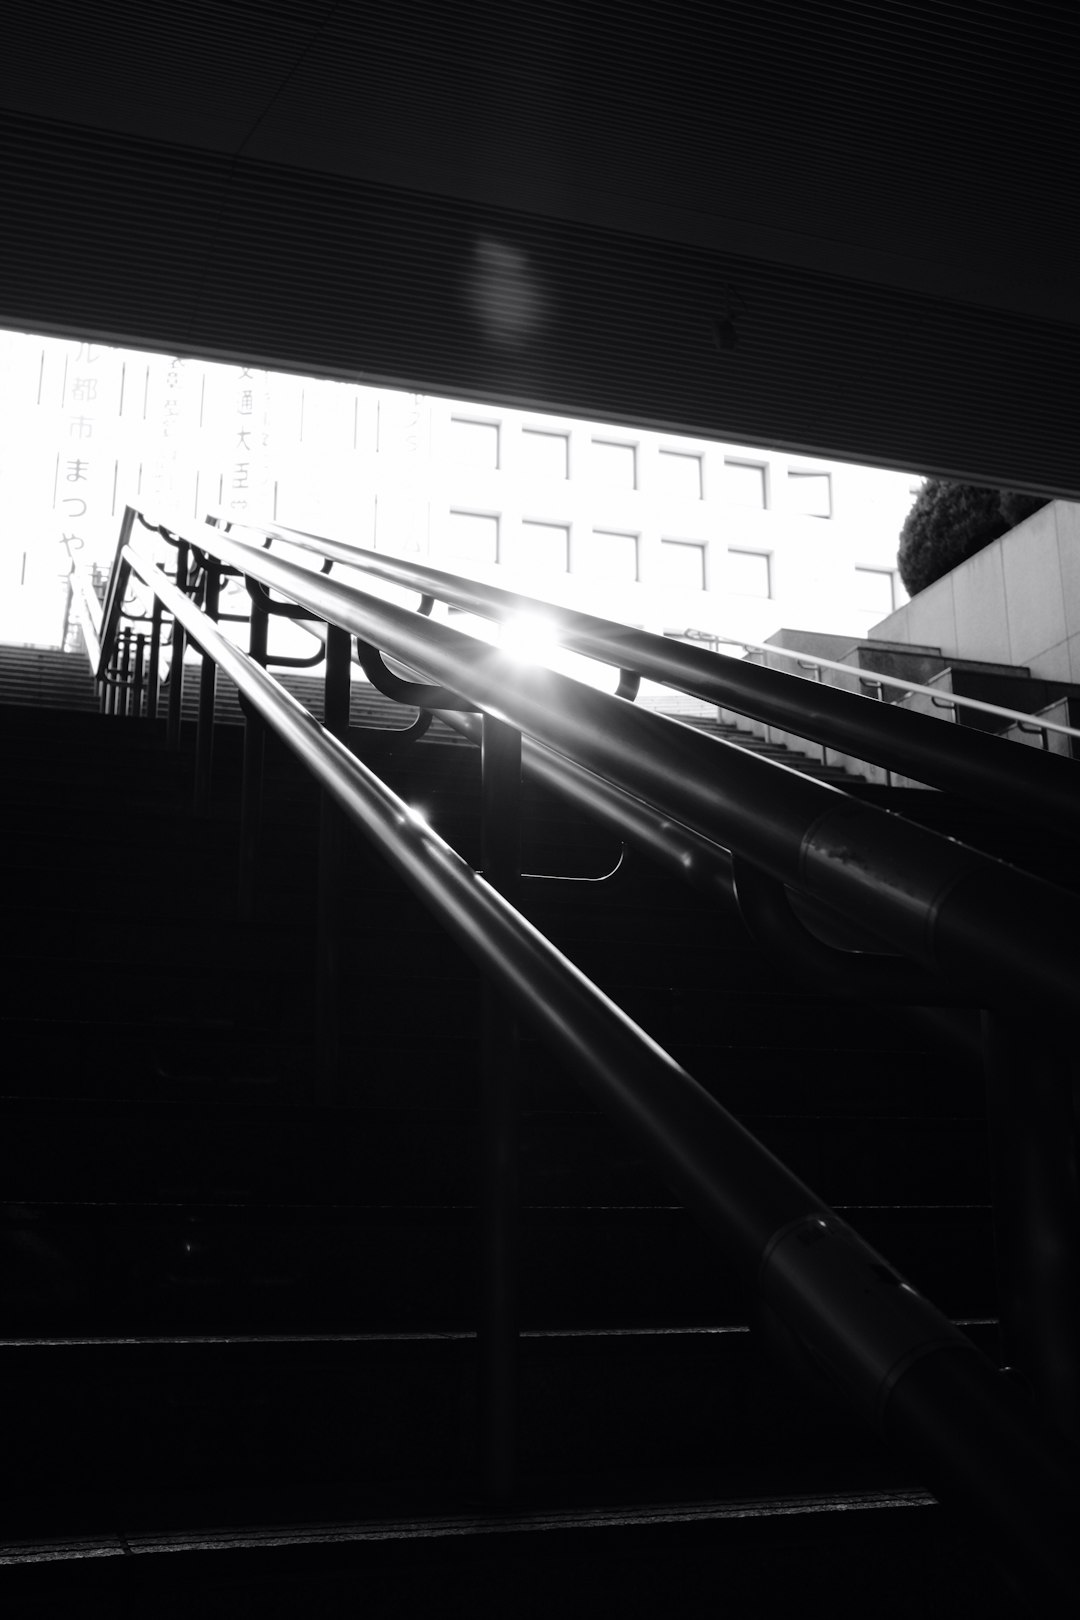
[0,517,1078,1617]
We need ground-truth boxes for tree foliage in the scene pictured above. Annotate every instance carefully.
[897,479,1049,596]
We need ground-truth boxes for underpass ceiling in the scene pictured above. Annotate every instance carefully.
[2,2,1078,492]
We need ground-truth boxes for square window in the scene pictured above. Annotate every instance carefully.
[728,549,772,598]
[788,468,832,517]
[657,450,703,500]
[521,520,569,573]
[854,566,896,616]
[450,417,500,471]
[659,540,707,591]
[447,510,499,563]
[521,428,569,481]
[591,439,637,490]
[724,460,767,508]
[576,530,639,582]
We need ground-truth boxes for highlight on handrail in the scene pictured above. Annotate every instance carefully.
[263,512,1080,743]
[65,558,104,676]
[92,508,1080,1012]
[81,505,1080,1606]
[207,515,1080,838]
[164,515,1080,1011]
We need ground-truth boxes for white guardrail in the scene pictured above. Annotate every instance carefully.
[682,629,1080,747]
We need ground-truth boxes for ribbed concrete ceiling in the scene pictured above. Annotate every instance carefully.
[2,2,1078,493]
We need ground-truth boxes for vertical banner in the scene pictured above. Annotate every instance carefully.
[0,330,64,642]
[55,338,126,570]
[0,327,420,645]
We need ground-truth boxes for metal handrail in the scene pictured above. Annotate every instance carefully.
[687,627,1080,740]
[428,704,963,1004]
[67,560,104,675]
[121,534,1078,1604]
[212,518,1080,836]
[96,515,930,977]
[129,517,1080,1014]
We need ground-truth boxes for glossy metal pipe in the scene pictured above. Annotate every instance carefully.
[164,524,1080,1015]
[983,1011,1080,1448]
[431,708,961,1005]
[124,549,1079,1604]
[147,599,162,723]
[117,628,131,719]
[193,559,220,816]
[167,541,189,751]
[247,522,1080,837]
[238,586,269,922]
[316,624,352,1104]
[478,715,523,1504]
[95,505,137,682]
[132,633,145,720]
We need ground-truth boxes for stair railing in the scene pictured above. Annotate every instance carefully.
[211,516,1080,837]
[679,626,1080,765]
[66,556,104,678]
[103,516,1074,998]
[132,516,1080,1012]
[93,507,1080,1606]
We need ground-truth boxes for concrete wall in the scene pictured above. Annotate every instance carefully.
[869,500,1080,683]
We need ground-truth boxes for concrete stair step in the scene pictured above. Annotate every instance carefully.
[0,1483,1014,1620]
[900,665,1080,733]
[2,1324,1002,1535]
[1002,692,1080,758]
[0,1198,997,1337]
[0,674,1039,1601]
[0,1096,992,1209]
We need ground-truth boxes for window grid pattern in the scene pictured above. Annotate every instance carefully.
[449,417,500,471]
[854,566,897,616]
[447,509,499,564]
[659,539,707,591]
[657,450,703,500]
[590,439,637,490]
[521,428,569,481]
[577,529,639,582]
[727,548,772,598]
[521,520,570,573]
[788,469,832,517]
[724,460,768,508]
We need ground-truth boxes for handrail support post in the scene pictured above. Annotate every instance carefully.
[132,633,146,720]
[238,589,270,923]
[167,541,190,750]
[315,623,352,1103]
[983,1011,1080,1447]
[147,599,162,723]
[478,714,523,1505]
[117,627,132,718]
[193,556,220,815]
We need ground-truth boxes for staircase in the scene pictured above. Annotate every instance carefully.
[1,643,1062,1615]
[735,631,1080,781]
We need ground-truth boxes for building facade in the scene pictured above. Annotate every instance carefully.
[1,329,918,654]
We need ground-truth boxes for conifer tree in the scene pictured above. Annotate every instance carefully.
[898,480,1048,595]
